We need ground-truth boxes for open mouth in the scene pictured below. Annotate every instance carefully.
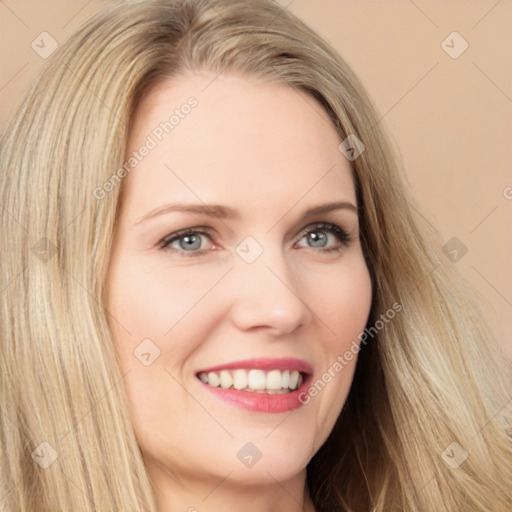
[196,368,306,394]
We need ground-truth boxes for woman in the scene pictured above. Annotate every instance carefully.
[1,0,510,511]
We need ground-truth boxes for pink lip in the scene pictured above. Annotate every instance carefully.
[195,357,313,413]
[196,357,313,375]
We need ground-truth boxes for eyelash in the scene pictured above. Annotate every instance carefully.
[158,222,352,257]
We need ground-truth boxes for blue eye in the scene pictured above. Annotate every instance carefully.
[159,222,351,257]
[297,223,351,252]
[160,228,214,255]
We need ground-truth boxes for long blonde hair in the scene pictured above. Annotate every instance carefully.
[1,1,510,510]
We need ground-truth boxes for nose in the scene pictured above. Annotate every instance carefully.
[227,244,313,336]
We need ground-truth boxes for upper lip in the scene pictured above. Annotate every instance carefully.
[196,357,313,376]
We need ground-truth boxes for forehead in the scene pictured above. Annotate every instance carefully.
[122,73,355,221]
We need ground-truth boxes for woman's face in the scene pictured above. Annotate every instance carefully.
[106,72,372,499]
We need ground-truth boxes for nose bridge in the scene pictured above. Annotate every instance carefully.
[229,236,311,334]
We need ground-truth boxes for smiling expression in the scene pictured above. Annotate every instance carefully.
[106,71,373,487]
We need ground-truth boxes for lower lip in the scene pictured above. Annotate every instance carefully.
[197,374,312,413]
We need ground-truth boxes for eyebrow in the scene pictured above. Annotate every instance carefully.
[135,200,357,225]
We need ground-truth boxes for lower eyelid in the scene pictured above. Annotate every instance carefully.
[159,223,352,254]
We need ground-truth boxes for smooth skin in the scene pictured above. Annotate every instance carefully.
[106,72,373,512]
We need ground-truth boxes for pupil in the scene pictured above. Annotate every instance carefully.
[180,235,201,250]
[309,231,327,247]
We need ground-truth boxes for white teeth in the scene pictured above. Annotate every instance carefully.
[198,368,304,392]
[207,371,220,387]
[289,370,299,389]
[220,370,232,389]
[232,369,248,390]
[248,369,266,390]
[281,370,290,388]
[266,369,283,390]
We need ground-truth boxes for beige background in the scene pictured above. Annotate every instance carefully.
[1,0,511,358]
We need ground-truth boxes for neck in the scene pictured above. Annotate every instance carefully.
[149,464,317,512]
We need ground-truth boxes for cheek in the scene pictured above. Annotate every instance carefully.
[327,266,372,399]
[302,257,372,435]
[107,253,223,343]
[108,247,372,375]
[312,257,373,346]
[106,253,235,425]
